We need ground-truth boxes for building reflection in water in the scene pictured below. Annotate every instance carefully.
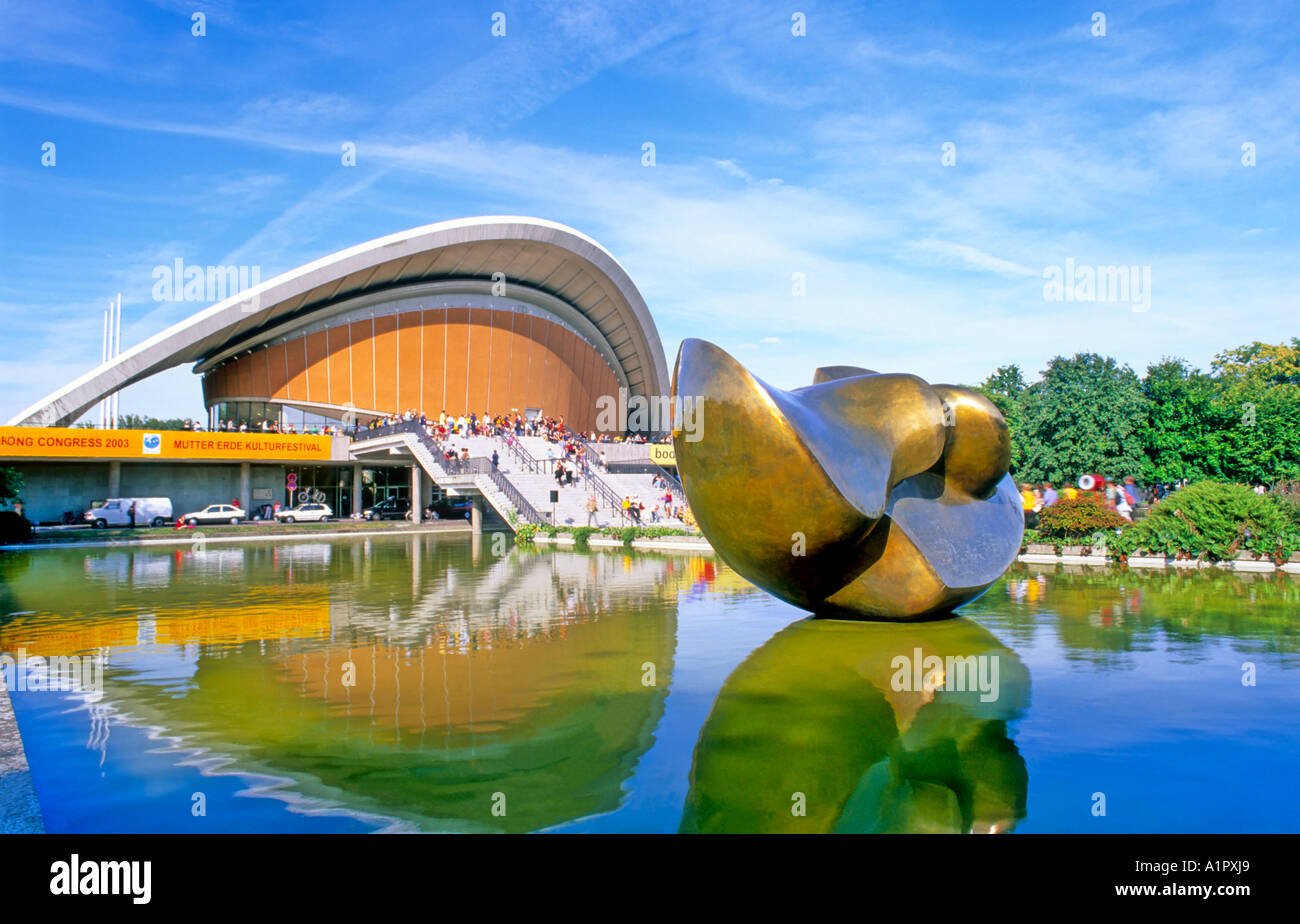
[681,617,1030,833]
[0,537,690,833]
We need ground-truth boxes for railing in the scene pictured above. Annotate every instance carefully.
[498,435,546,474]
[409,428,543,525]
[482,466,544,524]
[582,467,624,516]
[652,462,688,506]
[347,418,423,441]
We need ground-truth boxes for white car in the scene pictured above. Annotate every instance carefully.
[84,497,172,528]
[181,504,246,526]
[275,503,333,523]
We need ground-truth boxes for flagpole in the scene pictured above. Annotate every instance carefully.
[111,293,121,429]
[101,307,109,428]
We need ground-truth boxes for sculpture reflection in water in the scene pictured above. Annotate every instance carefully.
[671,339,1024,620]
[680,617,1030,833]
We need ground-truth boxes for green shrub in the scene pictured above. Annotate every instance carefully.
[0,468,21,505]
[514,522,538,543]
[571,526,596,546]
[1111,481,1293,562]
[0,510,32,545]
[1268,482,1300,531]
[1036,493,1129,540]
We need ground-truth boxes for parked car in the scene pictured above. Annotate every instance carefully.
[363,497,411,521]
[427,497,472,519]
[276,503,333,523]
[180,504,246,526]
[84,497,173,528]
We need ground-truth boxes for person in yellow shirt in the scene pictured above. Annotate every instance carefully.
[1020,484,1038,528]
[1062,484,1079,501]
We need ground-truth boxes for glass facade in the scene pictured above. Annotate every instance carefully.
[214,402,341,434]
[279,464,412,513]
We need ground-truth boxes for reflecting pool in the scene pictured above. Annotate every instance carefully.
[1,536,1297,833]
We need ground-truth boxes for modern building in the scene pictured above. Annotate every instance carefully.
[9,216,669,434]
[1,218,672,526]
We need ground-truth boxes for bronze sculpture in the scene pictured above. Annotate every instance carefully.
[671,339,1023,620]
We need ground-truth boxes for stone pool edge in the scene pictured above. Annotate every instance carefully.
[0,521,473,552]
[0,685,45,833]
[531,534,1300,573]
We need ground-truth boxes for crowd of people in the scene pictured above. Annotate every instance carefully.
[361,406,691,524]
[1020,476,1188,527]
[176,418,342,435]
[184,406,674,444]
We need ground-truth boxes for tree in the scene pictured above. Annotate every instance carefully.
[1209,340,1300,484]
[0,467,22,505]
[1211,338,1300,387]
[973,364,1027,473]
[119,414,191,431]
[1141,357,1231,484]
[1016,353,1149,484]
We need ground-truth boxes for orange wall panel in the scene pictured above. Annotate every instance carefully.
[419,308,446,415]
[325,325,351,408]
[200,307,618,430]
[575,338,596,432]
[485,310,506,414]
[562,329,582,429]
[397,312,422,412]
[265,343,287,399]
[466,308,491,415]
[541,321,563,418]
[503,313,527,415]
[284,337,307,402]
[522,316,546,414]
[233,350,254,397]
[443,308,469,414]
[349,320,375,410]
[253,347,272,401]
[372,314,399,411]
[303,330,329,404]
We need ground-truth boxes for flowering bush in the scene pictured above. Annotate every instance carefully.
[1035,493,1128,540]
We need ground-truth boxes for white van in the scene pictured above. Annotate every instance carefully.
[84,497,173,528]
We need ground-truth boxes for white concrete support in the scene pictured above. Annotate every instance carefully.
[471,495,484,535]
[352,463,363,517]
[410,464,422,523]
[108,461,120,497]
[239,462,251,514]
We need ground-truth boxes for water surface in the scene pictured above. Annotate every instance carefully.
[1,537,1296,833]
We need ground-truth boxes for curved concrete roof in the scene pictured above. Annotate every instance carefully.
[9,216,670,426]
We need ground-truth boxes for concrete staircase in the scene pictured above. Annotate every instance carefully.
[506,471,621,527]
[350,424,692,532]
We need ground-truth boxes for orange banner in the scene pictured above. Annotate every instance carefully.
[0,427,332,462]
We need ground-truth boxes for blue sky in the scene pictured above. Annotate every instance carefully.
[1,0,1297,423]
